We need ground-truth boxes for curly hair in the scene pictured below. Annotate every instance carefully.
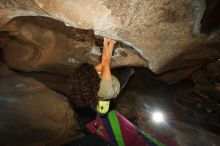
[68,63,101,107]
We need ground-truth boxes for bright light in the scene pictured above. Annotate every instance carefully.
[152,111,165,123]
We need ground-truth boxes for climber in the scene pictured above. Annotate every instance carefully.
[95,38,120,101]
[69,38,134,113]
[69,38,119,111]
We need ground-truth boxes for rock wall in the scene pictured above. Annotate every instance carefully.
[0,64,81,146]
[0,0,220,74]
[0,16,146,74]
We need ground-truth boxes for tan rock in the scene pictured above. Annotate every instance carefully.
[0,64,81,146]
[0,0,220,74]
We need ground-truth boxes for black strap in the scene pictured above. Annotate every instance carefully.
[62,134,115,146]
[74,106,97,134]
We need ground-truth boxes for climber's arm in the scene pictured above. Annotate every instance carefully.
[99,38,116,80]
[97,38,120,100]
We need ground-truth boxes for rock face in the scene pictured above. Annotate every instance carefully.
[0,64,81,146]
[0,0,220,74]
[0,16,146,74]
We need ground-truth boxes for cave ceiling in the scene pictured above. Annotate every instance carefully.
[0,0,220,76]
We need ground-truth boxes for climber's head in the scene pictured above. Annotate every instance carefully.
[69,63,101,107]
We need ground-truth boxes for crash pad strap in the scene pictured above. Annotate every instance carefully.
[108,111,125,146]
[139,130,166,146]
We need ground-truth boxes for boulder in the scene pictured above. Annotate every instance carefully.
[0,64,81,146]
[0,0,220,74]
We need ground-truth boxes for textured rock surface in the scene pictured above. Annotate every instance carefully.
[0,64,82,146]
[0,0,220,74]
[0,16,146,74]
